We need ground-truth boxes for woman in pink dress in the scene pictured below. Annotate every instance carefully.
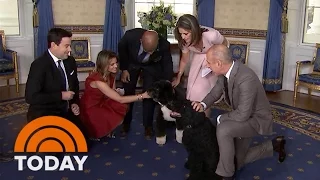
[80,50,150,140]
[172,14,228,117]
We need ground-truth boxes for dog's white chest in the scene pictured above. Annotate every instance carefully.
[161,106,176,122]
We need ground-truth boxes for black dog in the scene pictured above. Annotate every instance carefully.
[147,80,185,145]
[147,80,220,180]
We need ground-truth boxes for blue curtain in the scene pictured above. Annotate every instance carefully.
[262,0,284,91]
[34,0,54,58]
[197,0,215,27]
[103,0,124,53]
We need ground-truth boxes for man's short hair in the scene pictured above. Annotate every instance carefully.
[47,28,72,48]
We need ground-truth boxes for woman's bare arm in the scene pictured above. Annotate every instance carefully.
[177,51,190,79]
[90,80,148,103]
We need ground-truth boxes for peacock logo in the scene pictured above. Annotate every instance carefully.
[14,116,88,171]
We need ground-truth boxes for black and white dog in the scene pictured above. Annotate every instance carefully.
[147,80,220,180]
[148,80,185,145]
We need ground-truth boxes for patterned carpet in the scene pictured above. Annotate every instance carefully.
[0,97,319,180]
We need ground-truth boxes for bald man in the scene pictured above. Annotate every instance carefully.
[192,45,286,179]
[118,28,173,138]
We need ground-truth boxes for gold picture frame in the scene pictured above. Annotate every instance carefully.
[229,40,250,65]
[70,37,91,61]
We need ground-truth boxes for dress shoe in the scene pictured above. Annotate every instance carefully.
[222,177,235,180]
[120,124,130,137]
[272,136,286,163]
[217,175,234,180]
[144,127,154,139]
[184,160,190,169]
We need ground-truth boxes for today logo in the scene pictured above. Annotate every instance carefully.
[14,116,88,171]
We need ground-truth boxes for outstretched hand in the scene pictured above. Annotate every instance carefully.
[171,78,180,88]
[142,91,151,99]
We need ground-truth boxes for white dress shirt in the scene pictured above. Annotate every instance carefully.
[201,61,235,125]
[48,50,69,90]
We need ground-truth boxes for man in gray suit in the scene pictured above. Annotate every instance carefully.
[192,45,286,180]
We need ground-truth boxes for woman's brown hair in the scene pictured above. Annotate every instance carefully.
[95,50,118,79]
[174,14,206,49]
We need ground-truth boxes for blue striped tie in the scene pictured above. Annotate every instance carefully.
[137,51,148,63]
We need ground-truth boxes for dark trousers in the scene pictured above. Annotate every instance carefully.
[122,67,159,128]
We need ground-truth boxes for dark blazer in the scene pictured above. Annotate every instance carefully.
[25,51,79,121]
[118,28,173,81]
[203,61,273,135]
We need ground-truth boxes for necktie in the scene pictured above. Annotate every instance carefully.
[57,60,67,91]
[137,51,148,63]
[224,77,230,105]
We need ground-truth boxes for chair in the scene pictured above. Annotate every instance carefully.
[229,40,250,64]
[294,43,320,101]
[0,30,19,93]
[70,37,95,74]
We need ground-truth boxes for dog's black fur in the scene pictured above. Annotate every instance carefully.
[147,80,220,180]
[148,79,186,142]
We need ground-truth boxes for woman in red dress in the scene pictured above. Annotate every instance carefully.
[80,50,150,140]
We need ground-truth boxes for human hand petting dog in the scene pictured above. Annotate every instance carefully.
[141,91,151,99]
[191,101,205,112]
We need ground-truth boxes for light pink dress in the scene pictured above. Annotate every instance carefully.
[182,26,225,101]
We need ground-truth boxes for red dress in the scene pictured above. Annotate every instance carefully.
[80,72,128,138]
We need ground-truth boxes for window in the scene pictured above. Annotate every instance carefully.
[302,0,320,44]
[134,0,194,34]
[0,0,20,35]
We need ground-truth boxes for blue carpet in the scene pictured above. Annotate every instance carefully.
[0,98,319,180]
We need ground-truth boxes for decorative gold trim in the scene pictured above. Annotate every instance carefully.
[32,0,39,27]
[294,43,320,100]
[77,67,95,72]
[0,30,6,49]
[55,25,103,34]
[262,32,287,86]
[71,37,91,61]
[121,1,127,27]
[228,40,250,65]
[279,30,286,86]
[262,79,282,85]
[13,51,19,93]
[215,28,267,39]
[212,102,320,140]
[272,105,320,141]
[0,30,19,92]
[297,81,320,90]
[281,0,289,33]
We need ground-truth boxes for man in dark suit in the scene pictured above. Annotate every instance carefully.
[118,28,173,138]
[192,45,286,180]
[25,28,86,137]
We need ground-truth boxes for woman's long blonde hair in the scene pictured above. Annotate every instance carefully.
[95,50,118,80]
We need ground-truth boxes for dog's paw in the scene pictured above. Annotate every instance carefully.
[156,135,167,145]
[161,106,176,122]
[175,129,183,144]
